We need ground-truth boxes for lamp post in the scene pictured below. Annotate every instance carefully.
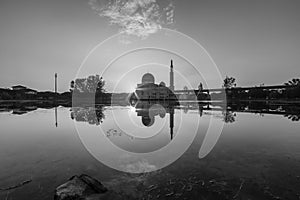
[55,73,57,95]
[54,73,58,127]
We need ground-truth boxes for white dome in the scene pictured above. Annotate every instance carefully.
[159,81,166,87]
[142,73,155,84]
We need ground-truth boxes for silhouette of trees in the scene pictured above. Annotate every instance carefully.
[70,75,111,104]
[96,77,105,94]
[223,76,236,89]
[248,88,268,99]
[0,89,13,100]
[285,78,300,86]
[283,78,300,99]
[198,83,203,91]
[220,77,300,100]
[70,80,75,92]
[71,75,105,94]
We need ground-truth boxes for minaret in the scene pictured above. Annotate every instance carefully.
[169,60,174,91]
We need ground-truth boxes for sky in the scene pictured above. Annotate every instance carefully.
[0,0,300,92]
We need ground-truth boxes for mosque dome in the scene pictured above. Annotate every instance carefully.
[142,116,154,127]
[142,73,155,84]
[159,81,166,87]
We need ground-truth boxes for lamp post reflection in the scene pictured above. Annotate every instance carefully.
[55,106,58,127]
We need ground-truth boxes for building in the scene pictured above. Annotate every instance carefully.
[130,60,177,101]
[11,85,37,97]
[12,85,27,90]
[23,88,37,95]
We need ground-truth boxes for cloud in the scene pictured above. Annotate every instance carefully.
[89,0,175,39]
[103,168,162,198]
[120,159,157,173]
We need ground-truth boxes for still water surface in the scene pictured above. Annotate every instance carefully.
[0,103,300,199]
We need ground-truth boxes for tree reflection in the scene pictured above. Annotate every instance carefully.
[225,101,300,122]
[284,114,300,121]
[181,101,300,123]
[222,110,236,123]
[70,105,105,125]
[283,105,300,121]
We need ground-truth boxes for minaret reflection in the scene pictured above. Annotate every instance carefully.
[132,100,178,140]
[169,105,174,140]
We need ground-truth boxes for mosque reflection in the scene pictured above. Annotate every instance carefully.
[131,100,179,140]
[68,101,300,129]
[1,100,299,126]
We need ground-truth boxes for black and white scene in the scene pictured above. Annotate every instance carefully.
[1,0,300,199]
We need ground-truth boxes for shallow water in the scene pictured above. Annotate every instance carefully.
[0,104,300,199]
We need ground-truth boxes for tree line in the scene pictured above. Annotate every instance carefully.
[219,76,300,100]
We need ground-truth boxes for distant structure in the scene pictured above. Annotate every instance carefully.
[131,60,177,101]
[12,85,27,91]
[11,85,37,95]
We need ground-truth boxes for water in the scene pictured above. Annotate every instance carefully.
[0,102,300,199]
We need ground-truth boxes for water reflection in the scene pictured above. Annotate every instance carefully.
[0,101,299,124]
[1,101,300,199]
[68,100,300,161]
[222,110,236,123]
[226,101,300,122]
[70,105,105,125]
[132,100,179,140]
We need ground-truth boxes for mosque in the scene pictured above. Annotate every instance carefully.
[130,60,177,101]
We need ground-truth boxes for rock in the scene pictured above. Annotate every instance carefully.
[54,174,122,200]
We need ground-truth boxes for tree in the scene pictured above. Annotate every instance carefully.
[71,75,105,94]
[70,80,75,92]
[285,78,300,86]
[198,83,203,91]
[223,110,236,123]
[0,90,12,100]
[284,78,300,99]
[96,77,105,94]
[223,76,236,89]
[248,88,268,99]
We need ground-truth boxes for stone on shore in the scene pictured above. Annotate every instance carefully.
[54,174,122,200]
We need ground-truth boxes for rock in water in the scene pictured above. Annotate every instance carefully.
[54,174,110,200]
